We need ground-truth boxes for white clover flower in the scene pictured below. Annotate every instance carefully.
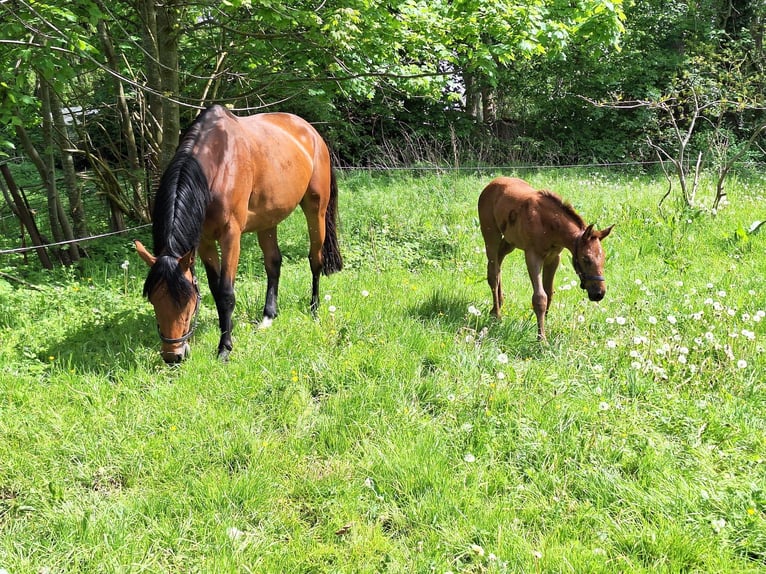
[227,526,245,540]
[121,260,129,270]
[324,294,332,301]
[599,401,610,411]
[606,340,617,349]
[464,453,476,463]
[361,290,370,297]
[678,354,687,364]
[616,316,626,325]
[648,316,657,325]
[471,544,485,557]
[467,305,481,317]
[497,353,509,364]
[667,315,677,325]
[712,518,727,533]
[328,305,337,313]
[631,361,642,369]
[737,359,748,369]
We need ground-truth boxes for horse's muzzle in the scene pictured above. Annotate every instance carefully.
[588,290,605,302]
[161,342,191,364]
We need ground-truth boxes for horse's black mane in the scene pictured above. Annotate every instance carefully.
[539,190,585,228]
[143,108,212,304]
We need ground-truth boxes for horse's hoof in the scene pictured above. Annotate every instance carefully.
[218,348,231,362]
[258,317,273,330]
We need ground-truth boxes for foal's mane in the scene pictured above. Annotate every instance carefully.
[143,108,213,303]
[539,190,585,228]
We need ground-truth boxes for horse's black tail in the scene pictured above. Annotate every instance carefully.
[322,167,343,275]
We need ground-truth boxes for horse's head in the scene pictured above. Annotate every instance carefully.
[572,224,614,302]
[135,240,200,364]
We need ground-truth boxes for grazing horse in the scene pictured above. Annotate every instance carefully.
[135,105,342,363]
[478,177,613,341]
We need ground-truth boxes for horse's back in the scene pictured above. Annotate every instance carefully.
[478,177,538,231]
[193,107,330,235]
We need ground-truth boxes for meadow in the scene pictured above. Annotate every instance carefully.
[0,168,765,573]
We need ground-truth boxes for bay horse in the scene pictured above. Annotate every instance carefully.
[135,105,342,363]
[478,177,613,341]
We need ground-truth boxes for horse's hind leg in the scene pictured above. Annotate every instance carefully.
[482,230,513,318]
[300,201,327,316]
[257,228,282,328]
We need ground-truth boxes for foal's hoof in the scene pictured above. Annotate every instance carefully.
[217,348,231,363]
[258,317,273,330]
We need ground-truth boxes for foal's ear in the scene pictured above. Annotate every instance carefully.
[134,240,156,266]
[596,225,615,240]
[179,250,195,271]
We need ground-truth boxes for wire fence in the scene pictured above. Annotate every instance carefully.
[2,159,764,258]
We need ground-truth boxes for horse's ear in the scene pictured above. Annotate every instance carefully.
[582,224,595,239]
[179,250,195,271]
[134,240,156,266]
[596,224,615,240]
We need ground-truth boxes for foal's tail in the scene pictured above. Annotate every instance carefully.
[322,167,343,275]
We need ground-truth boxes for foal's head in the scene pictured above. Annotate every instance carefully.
[135,241,200,364]
[572,224,614,302]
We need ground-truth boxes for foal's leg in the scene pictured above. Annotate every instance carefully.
[542,252,560,314]
[525,251,548,341]
[482,227,512,318]
[257,228,282,329]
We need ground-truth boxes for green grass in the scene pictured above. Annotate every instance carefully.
[1,169,765,572]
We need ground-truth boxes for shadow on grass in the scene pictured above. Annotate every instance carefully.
[410,289,545,359]
[44,307,167,374]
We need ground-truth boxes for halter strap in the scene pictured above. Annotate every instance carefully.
[572,230,605,283]
[158,272,201,345]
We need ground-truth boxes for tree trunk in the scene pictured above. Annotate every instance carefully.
[138,0,164,199]
[50,93,88,241]
[157,0,181,173]
[96,16,149,222]
[0,164,53,269]
[39,80,78,264]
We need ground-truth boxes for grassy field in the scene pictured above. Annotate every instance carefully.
[1,169,765,573]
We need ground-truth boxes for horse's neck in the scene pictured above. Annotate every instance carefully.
[541,209,583,252]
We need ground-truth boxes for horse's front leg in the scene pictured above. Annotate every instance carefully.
[542,252,560,314]
[208,230,241,361]
[525,251,548,341]
[257,228,282,328]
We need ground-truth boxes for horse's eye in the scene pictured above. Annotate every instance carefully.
[583,256,593,266]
